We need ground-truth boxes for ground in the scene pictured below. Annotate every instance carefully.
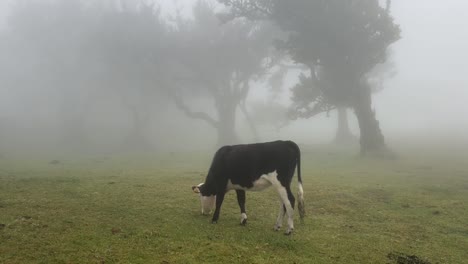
[0,145,467,263]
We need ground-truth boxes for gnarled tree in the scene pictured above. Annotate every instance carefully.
[168,1,277,146]
[219,0,401,156]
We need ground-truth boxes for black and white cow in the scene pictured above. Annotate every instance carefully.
[192,140,305,235]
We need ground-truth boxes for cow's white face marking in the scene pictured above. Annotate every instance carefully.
[193,183,216,214]
[200,194,216,215]
[192,183,203,194]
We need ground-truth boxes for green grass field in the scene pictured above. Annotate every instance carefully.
[1,146,467,263]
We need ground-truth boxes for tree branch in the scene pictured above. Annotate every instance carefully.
[170,92,219,128]
[289,101,336,120]
[239,102,260,142]
[220,0,273,20]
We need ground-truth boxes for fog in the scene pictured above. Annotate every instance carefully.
[377,0,468,141]
[0,0,467,158]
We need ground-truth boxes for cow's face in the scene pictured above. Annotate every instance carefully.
[192,183,216,215]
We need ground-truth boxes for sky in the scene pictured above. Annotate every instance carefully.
[0,0,467,147]
[376,0,468,138]
[0,1,9,29]
[159,0,468,141]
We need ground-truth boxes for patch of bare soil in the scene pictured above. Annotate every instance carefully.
[387,252,431,264]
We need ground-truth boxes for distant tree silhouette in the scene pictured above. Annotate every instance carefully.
[219,0,401,156]
[168,1,277,146]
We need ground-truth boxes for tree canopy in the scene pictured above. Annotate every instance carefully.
[218,0,401,155]
[168,1,278,145]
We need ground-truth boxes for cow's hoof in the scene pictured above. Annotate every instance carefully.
[284,228,293,235]
[240,213,247,225]
[274,225,281,231]
[211,220,217,224]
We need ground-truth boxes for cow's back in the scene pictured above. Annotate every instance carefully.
[224,141,298,187]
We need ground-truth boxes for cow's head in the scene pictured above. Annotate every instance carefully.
[192,183,216,215]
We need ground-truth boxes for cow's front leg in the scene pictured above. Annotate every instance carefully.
[211,191,226,224]
[236,190,247,225]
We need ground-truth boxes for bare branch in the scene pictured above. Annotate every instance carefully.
[169,92,219,128]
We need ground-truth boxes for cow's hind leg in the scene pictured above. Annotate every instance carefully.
[285,186,296,234]
[236,190,247,225]
[276,186,295,235]
[266,171,295,235]
[274,203,286,231]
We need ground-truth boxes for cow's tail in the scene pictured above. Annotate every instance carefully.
[290,141,305,219]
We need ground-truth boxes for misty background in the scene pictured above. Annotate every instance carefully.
[0,0,467,158]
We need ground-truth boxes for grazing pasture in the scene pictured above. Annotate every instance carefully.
[0,146,467,263]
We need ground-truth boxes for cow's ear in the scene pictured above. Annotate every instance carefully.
[192,185,200,193]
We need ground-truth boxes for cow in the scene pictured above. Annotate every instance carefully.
[192,140,305,235]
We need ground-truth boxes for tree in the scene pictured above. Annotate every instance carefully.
[4,0,94,149]
[219,0,401,156]
[290,57,396,145]
[2,0,171,152]
[86,2,172,150]
[168,1,276,146]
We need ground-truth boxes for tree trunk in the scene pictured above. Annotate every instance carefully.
[334,107,356,145]
[216,101,239,147]
[240,103,260,142]
[352,85,393,157]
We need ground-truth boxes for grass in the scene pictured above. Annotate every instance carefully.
[0,146,467,263]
